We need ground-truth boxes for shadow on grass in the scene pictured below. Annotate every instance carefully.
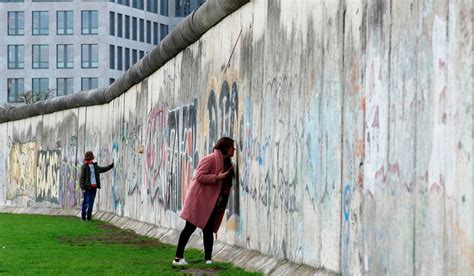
[57,223,164,248]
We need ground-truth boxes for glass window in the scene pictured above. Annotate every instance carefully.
[81,10,98,35]
[81,44,98,68]
[160,0,168,16]
[147,0,157,13]
[8,11,24,35]
[7,78,24,103]
[117,0,129,6]
[57,44,73,68]
[176,0,191,17]
[160,23,168,40]
[8,45,24,69]
[124,48,130,70]
[139,50,144,59]
[57,11,73,35]
[81,77,98,90]
[139,19,144,42]
[117,46,123,71]
[33,11,49,35]
[132,17,137,41]
[32,78,49,100]
[146,20,152,44]
[57,78,73,96]
[32,44,49,69]
[132,49,137,65]
[117,14,123,38]
[133,0,144,10]
[109,12,115,36]
[109,45,115,69]
[153,22,159,44]
[109,78,115,84]
[124,15,130,39]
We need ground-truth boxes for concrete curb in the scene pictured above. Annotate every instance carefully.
[0,206,338,275]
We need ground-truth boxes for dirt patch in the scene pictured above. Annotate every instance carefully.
[180,268,219,276]
[58,224,163,248]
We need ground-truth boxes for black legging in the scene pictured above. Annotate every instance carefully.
[175,208,218,261]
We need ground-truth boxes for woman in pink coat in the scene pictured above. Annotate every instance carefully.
[173,137,235,265]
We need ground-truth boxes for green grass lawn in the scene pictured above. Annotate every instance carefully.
[0,213,261,275]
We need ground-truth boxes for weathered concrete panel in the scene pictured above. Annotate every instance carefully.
[0,0,472,274]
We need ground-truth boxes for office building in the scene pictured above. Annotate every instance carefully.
[0,0,204,105]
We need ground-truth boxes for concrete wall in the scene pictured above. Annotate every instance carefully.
[0,0,472,274]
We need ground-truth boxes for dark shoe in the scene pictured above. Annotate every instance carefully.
[81,217,86,221]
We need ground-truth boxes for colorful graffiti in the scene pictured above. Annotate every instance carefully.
[168,100,198,211]
[205,80,240,217]
[59,135,80,208]
[36,149,61,203]
[145,100,198,212]
[145,104,169,206]
[7,142,37,200]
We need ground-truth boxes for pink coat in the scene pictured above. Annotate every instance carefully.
[180,149,229,232]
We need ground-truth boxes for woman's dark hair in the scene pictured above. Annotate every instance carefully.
[213,137,235,153]
[84,151,94,160]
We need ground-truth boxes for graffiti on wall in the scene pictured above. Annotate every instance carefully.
[36,149,61,203]
[7,142,37,200]
[168,100,198,212]
[59,135,80,208]
[205,81,240,217]
[111,114,144,214]
[145,104,169,207]
[145,100,198,212]
[143,80,240,217]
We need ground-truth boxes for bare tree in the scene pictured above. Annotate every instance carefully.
[19,88,56,104]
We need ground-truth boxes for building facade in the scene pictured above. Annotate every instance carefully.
[0,0,204,105]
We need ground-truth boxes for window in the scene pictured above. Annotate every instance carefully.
[33,11,49,35]
[32,78,49,100]
[117,46,123,71]
[133,0,144,10]
[109,12,115,36]
[146,20,152,44]
[139,19,144,42]
[124,15,130,39]
[176,0,191,17]
[153,22,159,44]
[109,45,115,69]
[32,44,49,69]
[7,78,24,103]
[139,50,144,59]
[132,17,137,41]
[132,49,138,65]
[160,0,168,16]
[147,0,157,13]
[8,11,24,35]
[124,48,130,70]
[82,11,98,35]
[57,11,73,35]
[57,78,73,96]
[117,14,123,38]
[81,44,98,68]
[81,78,98,90]
[160,24,168,40]
[8,45,24,69]
[57,44,73,68]
[109,78,115,84]
[117,0,129,6]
